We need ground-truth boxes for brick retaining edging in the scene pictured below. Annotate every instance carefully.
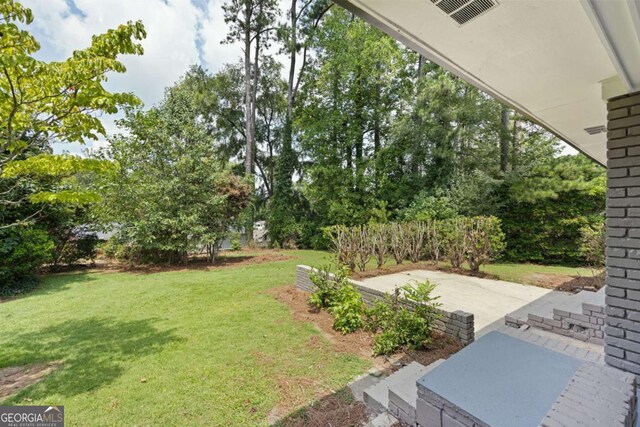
[295,265,474,345]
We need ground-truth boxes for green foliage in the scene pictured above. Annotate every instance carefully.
[465,216,506,272]
[1,1,146,209]
[100,238,132,262]
[500,155,605,264]
[298,7,412,229]
[0,226,53,295]
[364,280,441,356]
[55,232,99,267]
[579,220,605,268]
[401,192,458,221]
[38,204,99,268]
[308,264,349,309]
[230,233,242,251]
[308,265,364,334]
[327,282,365,334]
[441,218,466,269]
[96,68,252,264]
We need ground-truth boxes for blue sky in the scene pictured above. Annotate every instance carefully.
[21,0,264,154]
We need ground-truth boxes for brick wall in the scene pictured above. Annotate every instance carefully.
[605,91,640,377]
[295,265,474,345]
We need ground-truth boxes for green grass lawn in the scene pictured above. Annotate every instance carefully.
[480,263,598,285]
[0,250,371,426]
[0,249,598,426]
[362,256,597,286]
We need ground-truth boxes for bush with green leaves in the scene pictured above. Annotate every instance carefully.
[53,231,99,267]
[371,223,390,268]
[465,216,506,272]
[230,233,242,251]
[323,226,357,271]
[441,218,467,269]
[579,220,605,268]
[327,281,365,334]
[365,280,441,356]
[0,227,53,296]
[308,265,364,334]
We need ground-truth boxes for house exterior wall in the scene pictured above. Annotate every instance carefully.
[605,91,640,376]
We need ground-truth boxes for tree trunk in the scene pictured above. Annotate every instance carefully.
[512,115,520,171]
[500,106,510,173]
[418,54,426,77]
[244,1,254,177]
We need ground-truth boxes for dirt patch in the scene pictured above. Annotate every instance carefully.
[53,250,293,275]
[523,272,604,293]
[523,273,575,289]
[351,262,496,281]
[555,274,604,293]
[0,362,61,400]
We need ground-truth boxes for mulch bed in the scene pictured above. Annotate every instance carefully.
[266,285,463,426]
[555,275,604,293]
[275,388,370,427]
[267,286,462,371]
[47,250,293,275]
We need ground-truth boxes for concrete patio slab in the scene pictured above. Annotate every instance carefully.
[352,270,552,333]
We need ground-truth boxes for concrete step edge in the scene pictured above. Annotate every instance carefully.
[388,359,446,419]
[362,361,425,413]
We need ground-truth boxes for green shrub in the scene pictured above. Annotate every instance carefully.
[230,233,242,251]
[100,238,133,261]
[441,218,466,269]
[0,227,53,296]
[308,265,364,334]
[365,280,441,356]
[465,216,506,272]
[579,220,605,268]
[327,282,364,334]
[53,231,99,267]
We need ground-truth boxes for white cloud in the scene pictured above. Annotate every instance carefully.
[199,0,245,73]
[21,0,213,153]
[19,0,291,154]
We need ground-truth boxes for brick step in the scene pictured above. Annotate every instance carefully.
[362,361,430,415]
[527,289,605,343]
[388,359,445,426]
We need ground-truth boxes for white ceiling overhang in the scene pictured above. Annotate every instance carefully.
[334,0,640,165]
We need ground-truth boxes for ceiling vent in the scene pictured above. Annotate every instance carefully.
[584,125,607,135]
[431,0,498,25]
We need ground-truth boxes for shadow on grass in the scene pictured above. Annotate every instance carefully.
[50,251,294,276]
[1,317,182,403]
[273,387,370,427]
[0,274,99,304]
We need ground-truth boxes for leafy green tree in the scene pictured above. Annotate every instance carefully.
[499,155,605,264]
[97,70,251,264]
[296,8,410,231]
[268,0,333,246]
[0,226,53,295]
[0,1,146,217]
